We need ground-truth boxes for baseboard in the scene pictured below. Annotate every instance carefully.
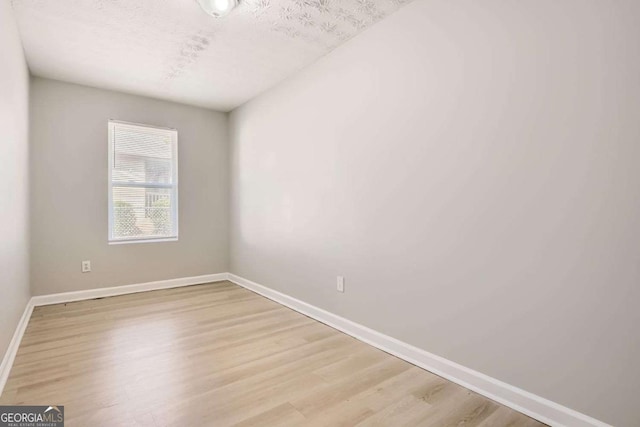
[0,273,227,397]
[0,299,34,395]
[227,273,610,427]
[2,272,611,427]
[31,273,228,306]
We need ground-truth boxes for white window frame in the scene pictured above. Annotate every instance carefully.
[108,120,179,244]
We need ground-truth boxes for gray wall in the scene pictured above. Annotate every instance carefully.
[30,77,229,295]
[0,0,31,357]
[229,0,640,425]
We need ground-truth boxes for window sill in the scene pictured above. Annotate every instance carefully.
[109,237,178,245]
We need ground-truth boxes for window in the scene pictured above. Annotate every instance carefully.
[108,121,178,243]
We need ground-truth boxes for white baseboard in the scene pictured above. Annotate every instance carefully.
[0,273,227,396]
[1,272,611,427]
[30,273,228,306]
[0,299,34,395]
[227,273,610,427]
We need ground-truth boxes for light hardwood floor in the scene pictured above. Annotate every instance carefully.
[0,281,545,426]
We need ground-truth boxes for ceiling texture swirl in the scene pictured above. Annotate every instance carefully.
[11,0,414,111]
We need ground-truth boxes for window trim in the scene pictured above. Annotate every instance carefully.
[108,120,179,244]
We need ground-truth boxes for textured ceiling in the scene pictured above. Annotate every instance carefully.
[11,0,414,111]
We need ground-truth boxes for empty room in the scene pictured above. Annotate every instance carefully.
[1,0,638,426]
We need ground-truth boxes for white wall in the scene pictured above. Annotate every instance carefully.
[0,0,31,356]
[229,1,640,425]
[30,77,229,295]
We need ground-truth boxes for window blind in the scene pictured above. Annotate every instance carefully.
[108,121,178,243]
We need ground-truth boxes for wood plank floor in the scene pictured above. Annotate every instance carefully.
[0,281,545,426]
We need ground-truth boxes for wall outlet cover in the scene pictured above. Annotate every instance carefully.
[81,260,91,273]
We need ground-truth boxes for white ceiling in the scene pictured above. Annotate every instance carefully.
[11,0,414,111]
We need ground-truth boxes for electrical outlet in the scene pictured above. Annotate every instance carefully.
[337,276,345,293]
[82,260,91,273]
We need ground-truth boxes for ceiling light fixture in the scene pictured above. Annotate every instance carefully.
[197,0,238,18]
